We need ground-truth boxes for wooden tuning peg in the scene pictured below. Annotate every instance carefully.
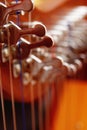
[0,21,46,44]
[30,54,63,77]
[0,35,53,62]
[0,0,33,25]
[12,35,53,59]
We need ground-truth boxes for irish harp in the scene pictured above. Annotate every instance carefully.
[0,0,87,130]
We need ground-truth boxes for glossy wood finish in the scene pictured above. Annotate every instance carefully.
[52,79,87,130]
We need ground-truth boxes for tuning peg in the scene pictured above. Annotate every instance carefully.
[13,35,53,59]
[73,59,83,70]
[30,54,63,77]
[62,62,77,76]
[12,56,34,78]
[12,60,21,78]
[10,35,53,60]
[19,23,46,37]
[0,21,46,44]
[0,35,53,62]
[36,65,55,83]
[0,0,33,25]
[37,63,68,83]
[43,57,63,69]
[23,72,32,85]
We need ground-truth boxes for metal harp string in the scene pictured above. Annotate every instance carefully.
[6,13,17,130]
[14,0,27,130]
[0,2,7,129]
[28,5,36,130]
[0,52,7,130]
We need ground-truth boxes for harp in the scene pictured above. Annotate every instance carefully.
[0,0,87,130]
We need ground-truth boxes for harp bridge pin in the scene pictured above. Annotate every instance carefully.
[23,72,32,85]
[2,47,9,62]
[13,60,21,78]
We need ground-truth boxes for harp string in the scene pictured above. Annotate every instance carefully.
[44,81,50,130]
[38,81,43,130]
[29,11,36,130]
[28,2,37,130]
[15,0,27,129]
[0,1,7,129]
[6,14,17,130]
[30,82,36,130]
[35,39,43,130]
[17,42,27,130]
[0,64,7,130]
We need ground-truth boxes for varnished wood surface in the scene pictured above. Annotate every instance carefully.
[52,79,87,130]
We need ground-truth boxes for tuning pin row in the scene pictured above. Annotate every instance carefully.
[55,46,84,75]
[46,6,87,78]
[0,0,55,87]
[11,51,65,85]
[48,6,87,47]
[0,19,54,63]
[0,1,87,88]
